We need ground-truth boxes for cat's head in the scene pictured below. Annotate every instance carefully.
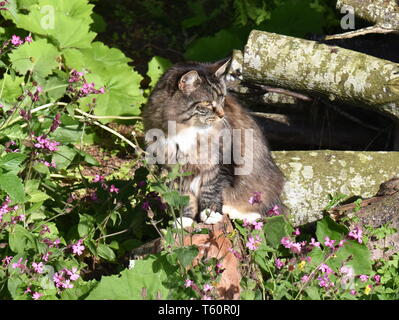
[151,59,231,128]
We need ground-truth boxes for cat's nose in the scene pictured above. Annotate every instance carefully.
[214,106,224,118]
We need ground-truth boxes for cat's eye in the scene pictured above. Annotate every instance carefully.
[197,101,212,107]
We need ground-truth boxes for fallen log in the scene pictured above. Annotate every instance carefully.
[240,30,399,120]
[272,150,399,226]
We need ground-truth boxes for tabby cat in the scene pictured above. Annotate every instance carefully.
[142,58,285,227]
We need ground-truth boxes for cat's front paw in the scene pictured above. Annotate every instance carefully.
[173,217,195,229]
[200,209,224,225]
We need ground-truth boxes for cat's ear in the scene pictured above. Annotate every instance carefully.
[178,70,201,95]
[214,58,231,79]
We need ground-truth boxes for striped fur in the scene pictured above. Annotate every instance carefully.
[142,59,285,223]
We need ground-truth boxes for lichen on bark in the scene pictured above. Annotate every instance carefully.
[272,151,399,226]
[242,30,399,119]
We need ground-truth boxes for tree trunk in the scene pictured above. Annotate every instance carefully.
[238,30,399,120]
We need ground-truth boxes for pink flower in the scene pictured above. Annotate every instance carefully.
[12,258,27,270]
[11,35,23,46]
[42,252,52,262]
[203,284,213,292]
[281,237,292,249]
[32,292,43,300]
[301,275,310,283]
[317,274,333,288]
[338,239,346,247]
[319,263,333,275]
[243,219,251,228]
[24,35,33,43]
[267,205,281,216]
[350,289,357,296]
[246,235,261,251]
[68,69,84,83]
[348,226,363,244]
[185,279,194,288]
[0,1,9,11]
[289,242,302,254]
[141,201,150,210]
[50,113,61,132]
[109,184,119,193]
[252,220,263,230]
[32,262,44,274]
[215,263,225,274]
[65,267,80,281]
[293,228,301,236]
[248,192,262,205]
[340,265,354,277]
[53,270,74,289]
[29,86,43,102]
[359,274,369,282]
[34,135,60,152]
[374,275,381,284]
[93,174,105,183]
[275,258,285,269]
[324,237,336,248]
[40,160,56,168]
[2,256,13,267]
[71,239,85,256]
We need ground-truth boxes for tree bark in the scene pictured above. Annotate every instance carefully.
[239,30,399,120]
[272,150,399,226]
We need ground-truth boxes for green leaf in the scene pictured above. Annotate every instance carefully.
[63,43,144,120]
[50,116,82,144]
[163,191,189,208]
[330,240,372,275]
[0,153,26,172]
[28,190,50,203]
[263,215,293,249]
[316,216,348,244]
[305,286,321,300]
[9,225,36,253]
[0,173,25,203]
[61,279,98,300]
[184,28,248,61]
[261,0,324,38]
[8,39,60,78]
[97,244,116,262]
[40,73,69,100]
[307,247,324,267]
[14,0,95,49]
[147,56,172,88]
[52,145,77,169]
[85,255,171,300]
[33,162,50,176]
[78,214,96,238]
[0,74,24,105]
[174,245,198,268]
